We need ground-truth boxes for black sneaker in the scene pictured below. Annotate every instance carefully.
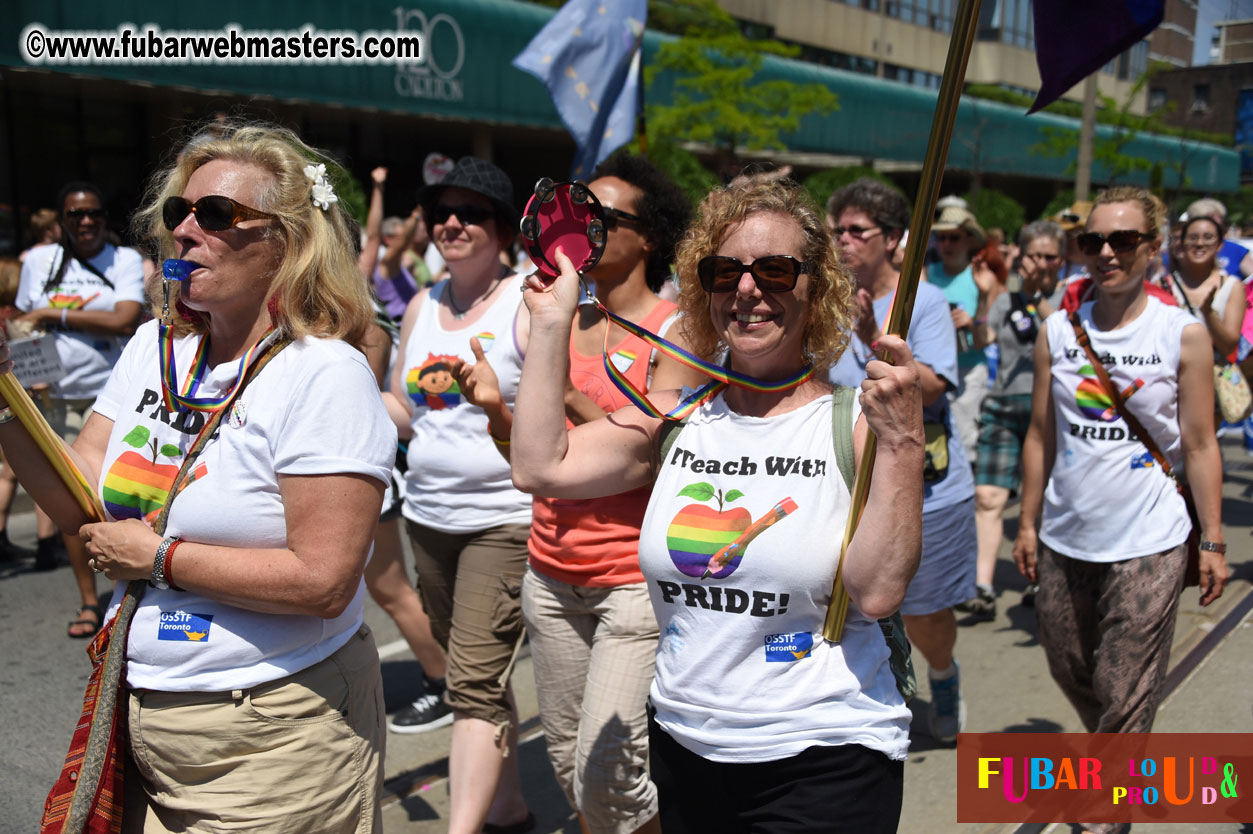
[0,531,35,563]
[1021,583,1039,608]
[33,536,62,572]
[388,691,453,734]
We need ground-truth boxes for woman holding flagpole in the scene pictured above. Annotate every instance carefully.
[510,177,922,833]
[1,121,395,831]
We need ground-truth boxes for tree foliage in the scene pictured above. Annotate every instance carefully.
[624,137,718,206]
[1026,71,1199,190]
[643,0,838,168]
[802,166,899,212]
[1038,189,1075,223]
[965,83,1231,147]
[963,189,1025,237]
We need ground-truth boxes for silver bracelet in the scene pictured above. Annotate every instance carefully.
[0,407,14,425]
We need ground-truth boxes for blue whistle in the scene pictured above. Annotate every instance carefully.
[161,259,201,281]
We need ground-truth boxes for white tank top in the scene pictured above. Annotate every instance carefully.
[1040,298,1195,561]
[400,275,532,533]
[638,393,911,764]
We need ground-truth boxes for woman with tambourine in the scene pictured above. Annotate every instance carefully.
[510,177,923,833]
[460,153,704,834]
[1014,187,1228,792]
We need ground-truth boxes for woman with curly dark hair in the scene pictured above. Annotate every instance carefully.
[509,177,923,833]
[460,152,702,833]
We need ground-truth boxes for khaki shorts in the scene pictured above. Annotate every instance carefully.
[123,625,384,833]
[405,520,529,726]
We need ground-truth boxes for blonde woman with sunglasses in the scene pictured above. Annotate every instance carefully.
[2,121,396,831]
[1014,187,1228,833]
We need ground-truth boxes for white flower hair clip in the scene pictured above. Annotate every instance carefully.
[304,163,338,212]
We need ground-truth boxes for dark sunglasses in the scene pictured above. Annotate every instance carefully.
[934,232,964,244]
[1075,230,1149,256]
[163,195,276,232]
[603,207,641,230]
[697,255,808,293]
[430,203,495,226]
[831,224,880,241]
[63,208,106,221]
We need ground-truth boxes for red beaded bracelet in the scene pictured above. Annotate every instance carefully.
[164,539,185,591]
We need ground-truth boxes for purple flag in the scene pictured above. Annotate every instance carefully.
[1030,0,1164,113]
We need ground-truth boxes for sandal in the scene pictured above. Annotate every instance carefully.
[67,604,102,639]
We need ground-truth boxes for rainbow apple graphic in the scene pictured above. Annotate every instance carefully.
[102,426,205,523]
[665,483,751,579]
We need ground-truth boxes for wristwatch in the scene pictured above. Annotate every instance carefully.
[152,536,180,590]
[1200,540,1227,554]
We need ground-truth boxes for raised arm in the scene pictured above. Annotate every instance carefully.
[358,166,386,280]
[511,251,662,499]
[841,335,925,620]
[1178,322,1227,605]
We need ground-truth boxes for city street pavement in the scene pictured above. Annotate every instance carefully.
[3,438,1252,833]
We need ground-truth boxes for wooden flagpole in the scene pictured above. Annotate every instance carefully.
[823,0,984,642]
[0,373,105,522]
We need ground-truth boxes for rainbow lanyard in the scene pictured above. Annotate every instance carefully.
[592,299,815,422]
[157,322,277,413]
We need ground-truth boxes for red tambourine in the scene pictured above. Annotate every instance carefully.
[519,178,607,280]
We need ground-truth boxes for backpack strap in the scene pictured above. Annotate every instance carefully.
[657,415,688,468]
[831,384,918,704]
[831,384,856,492]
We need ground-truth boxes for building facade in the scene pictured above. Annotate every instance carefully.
[720,0,1150,111]
[1149,0,1198,67]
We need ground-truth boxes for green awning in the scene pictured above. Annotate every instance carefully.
[2,0,1237,191]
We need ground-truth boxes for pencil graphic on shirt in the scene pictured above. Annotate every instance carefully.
[1099,378,1145,422]
[701,498,799,579]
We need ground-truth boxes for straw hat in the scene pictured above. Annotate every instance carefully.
[1053,200,1092,232]
[932,206,986,248]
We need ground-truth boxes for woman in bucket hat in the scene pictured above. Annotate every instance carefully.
[384,156,534,834]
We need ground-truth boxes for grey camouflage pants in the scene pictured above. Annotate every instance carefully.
[1035,544,1186,735]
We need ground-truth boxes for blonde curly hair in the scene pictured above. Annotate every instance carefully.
[132,120,371,346]
[675,178,853,372]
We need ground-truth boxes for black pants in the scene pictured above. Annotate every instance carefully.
[648,710,904,834]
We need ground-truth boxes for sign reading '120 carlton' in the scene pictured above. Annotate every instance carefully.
[393,7,464,102]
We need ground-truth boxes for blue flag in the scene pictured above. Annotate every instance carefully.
[1030,0,1164,113]
[514,0,647,178]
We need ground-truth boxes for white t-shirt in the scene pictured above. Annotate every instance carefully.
[1040,298,1195,562]
[17,243,147,399]
[93,320,396,691]
[399,276,532,533]
[638,393,911,764]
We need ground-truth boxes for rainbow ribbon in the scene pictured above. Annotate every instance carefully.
[157,323,277,413]
[593,300,814,421]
